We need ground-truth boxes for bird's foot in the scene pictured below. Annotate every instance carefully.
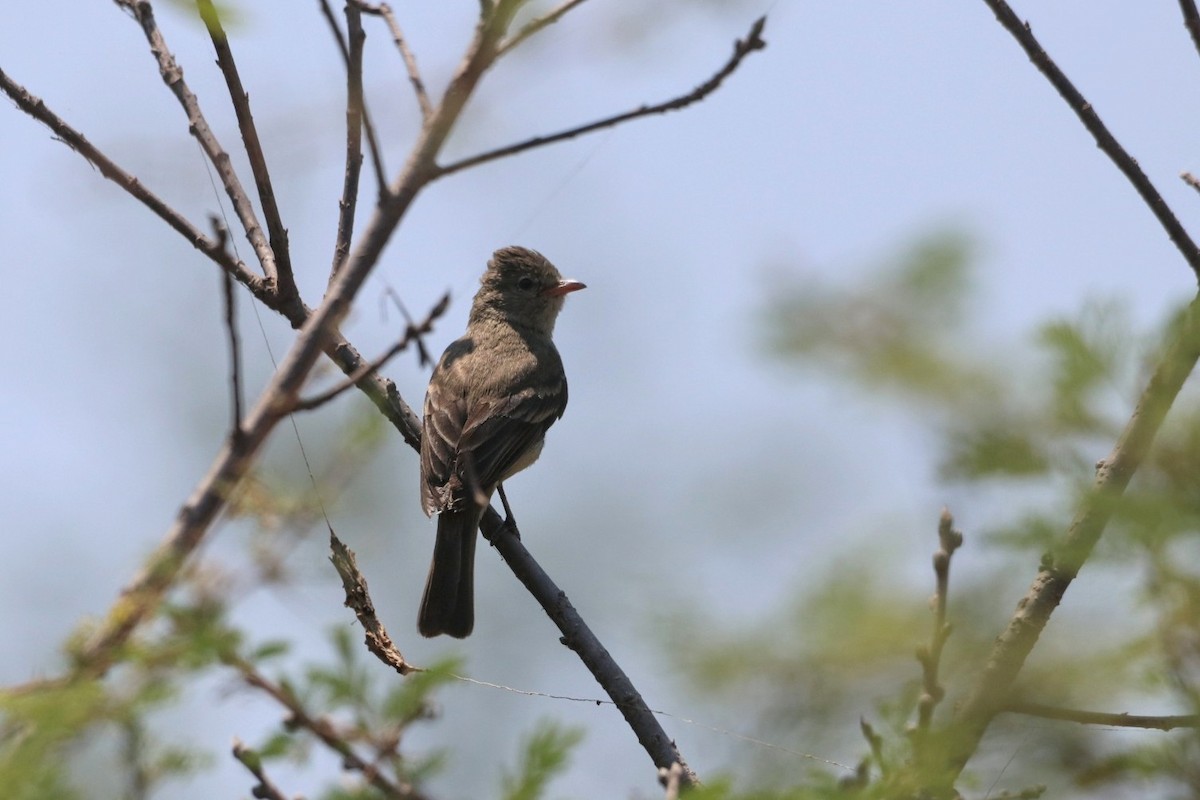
[497,483,521,539]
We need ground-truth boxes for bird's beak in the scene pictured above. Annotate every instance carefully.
[541,279,587,297]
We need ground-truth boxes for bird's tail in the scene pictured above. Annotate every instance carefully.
[418,508,480,638]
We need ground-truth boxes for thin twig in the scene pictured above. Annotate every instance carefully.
[1002,701,1200,731]
[231,740,292,800]
[479,506,699,785]
[915,508,962,732]
[216,219,246,445]
[198,0,301,310]
[435,16,767,179]
[660,762,684,800]
[382,285,435,366]
[1182,171,1200,195]
[980,0,1200,282]
[1180,0,1200,64]
[329,531,417,676]
[0,68,268,301]
[115,0,283,287]
[122,718,151,800]
[291,292,448,412]
[228,658,427,799]
[319,0,389,195]
[4,70,422,440]
[352,0,433,119]
[860,718,887,776]
[330,1,367,280]
[496,0,589,57]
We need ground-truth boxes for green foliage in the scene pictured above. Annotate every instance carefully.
[762,234,1148,487]
[0,680,104,800]
[500,719,585,800]
[681,229,1200,796]
[239,626,459,795]
[765,231,990,405]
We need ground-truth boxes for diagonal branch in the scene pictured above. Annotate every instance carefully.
[289,291,449,413]
[198,0,301,311]
[227,656,428,799]
[435,16,767,179]
[0,68,268,301]
[1180,0,1200,64]
[115,0,282,286]
[479,507,698,785]
[496,0,590,57]
[351,0,433,120]
[329,531,417,676]
[980,0,1200,283]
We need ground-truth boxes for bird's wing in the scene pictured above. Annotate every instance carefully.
[458,376,568,490]
[420,345,568,516]
[421,376,459,515]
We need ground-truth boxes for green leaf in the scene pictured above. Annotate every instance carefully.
[500,720,585,800]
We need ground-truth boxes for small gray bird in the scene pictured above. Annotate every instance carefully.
[418,246,585,638]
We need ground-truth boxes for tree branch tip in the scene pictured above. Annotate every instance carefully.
[744,15,768,49]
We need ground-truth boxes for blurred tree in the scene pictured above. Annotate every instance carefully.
[661,229,1200,798]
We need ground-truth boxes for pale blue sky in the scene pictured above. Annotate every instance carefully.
[2,1,1198,797]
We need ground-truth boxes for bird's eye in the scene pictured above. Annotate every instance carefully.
[517,276,536,291]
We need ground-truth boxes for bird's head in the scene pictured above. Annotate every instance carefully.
[471,246,586,335]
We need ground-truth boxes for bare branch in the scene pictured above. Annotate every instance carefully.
[980,0,1200,283]
[496,0,590,57]
[68,0,523,679]
[228,658,428,799]
[479,506,699,786]
[381,285,436,366]
[216,219,246,444]
[352,0,434,119]
[290,291,449,413]
[1180,0,1200,64]
[329,1,367,280]
[4,62,421,441]
[1002,701,1200,731]
[1182,170,1200,195]
[0,68,268,301]
[319,0,389,195]
[329,531,417,676]
[231,740,293,800]
[436,16,767,179]
[114,0,283,286]
[198,0,301,311]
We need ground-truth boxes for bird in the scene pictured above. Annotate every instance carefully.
[418,246,585,638]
